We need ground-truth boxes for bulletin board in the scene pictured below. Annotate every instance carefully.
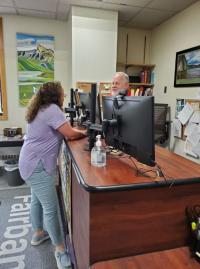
[174,98,200,159]
[185,99,200,111]
[183,99,200,140]
[175,99,200,140]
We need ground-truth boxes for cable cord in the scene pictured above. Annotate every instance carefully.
[106,147,174,187]
[129,157,175,187]
[154,162,175,188]
[128,157,158,179]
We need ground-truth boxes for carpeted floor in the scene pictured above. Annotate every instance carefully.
[0,187,58,269]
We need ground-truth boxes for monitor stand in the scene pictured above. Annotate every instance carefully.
[83,124,103,151]
[83,134,96,152]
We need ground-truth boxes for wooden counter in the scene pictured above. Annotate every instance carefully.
[58,138,200,269]
[67,138,200,189]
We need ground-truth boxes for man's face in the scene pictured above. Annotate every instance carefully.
[111,74,129,96]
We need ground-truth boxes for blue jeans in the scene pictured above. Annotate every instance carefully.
[26,161,63,246]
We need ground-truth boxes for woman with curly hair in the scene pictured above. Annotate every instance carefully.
[19,81,86,269]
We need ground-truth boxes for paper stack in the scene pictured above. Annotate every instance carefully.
[184,123,200,158]
[178,103,194,125]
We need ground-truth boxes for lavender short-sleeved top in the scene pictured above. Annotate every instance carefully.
[19,104,67,180]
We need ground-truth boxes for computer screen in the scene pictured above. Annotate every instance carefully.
[102,96,155,166]
[77,92,102,125]
[78,92,90,112]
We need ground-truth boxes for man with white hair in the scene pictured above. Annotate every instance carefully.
[111,72,129,96]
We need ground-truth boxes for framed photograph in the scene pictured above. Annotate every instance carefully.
[0,18,8,120]
[17,33,54,106]
[174,45,200,87]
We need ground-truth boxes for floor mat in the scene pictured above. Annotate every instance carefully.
[0,187,58,269]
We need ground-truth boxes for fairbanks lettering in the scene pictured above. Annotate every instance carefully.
[0,195,31,268]
[8,216,30,224]
[0,240,27,256]
[0,255,25,269]
[4,224,32,239]
[11,203,30,212]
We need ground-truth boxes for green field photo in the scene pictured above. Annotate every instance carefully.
[176,77,200,85]
[17,33,54,106]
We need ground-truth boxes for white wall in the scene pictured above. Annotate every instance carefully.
[151,1,200,163]
[71,6,118,85]
[0,15,70,132]
[117,27,152,65]
[0,8,118,132]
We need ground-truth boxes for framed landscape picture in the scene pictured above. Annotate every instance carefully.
[174,45,200,87]
[0,18,8,120]
[17,33,54,106]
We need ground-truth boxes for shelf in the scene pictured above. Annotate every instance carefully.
[129,83,154,87]
[117,62,155,69]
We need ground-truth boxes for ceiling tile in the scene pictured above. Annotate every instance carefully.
[18,8,56,19]
[0,6,16,13]
[0,0,195,29]
[127,8,175,29]
[0,0,14,7]
[69,0,102,9]
[127,20,155,30]
[148,0,198,11]
[15,0,57,12]
[100,2,141,21]
[102,0,152,7]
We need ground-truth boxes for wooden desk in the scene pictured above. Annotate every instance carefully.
[92,247,200,269]
[58,138,200,269]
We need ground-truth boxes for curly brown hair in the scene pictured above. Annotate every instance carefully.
[26,81,64,123]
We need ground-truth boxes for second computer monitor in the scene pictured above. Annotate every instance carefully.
[102,95,155,166]
[78,91,102,125]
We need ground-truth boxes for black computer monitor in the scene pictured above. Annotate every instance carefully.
[76,85,103,150]
[64,88,77,126]
[96,94,102,124]
[77,91,102,125]
[102,95,155,166]
[78,92,90,121]
[78,92,90,110]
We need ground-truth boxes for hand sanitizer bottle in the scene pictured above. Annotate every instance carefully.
[91,135,106,167]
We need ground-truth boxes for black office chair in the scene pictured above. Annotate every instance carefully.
[154,103,170,144]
